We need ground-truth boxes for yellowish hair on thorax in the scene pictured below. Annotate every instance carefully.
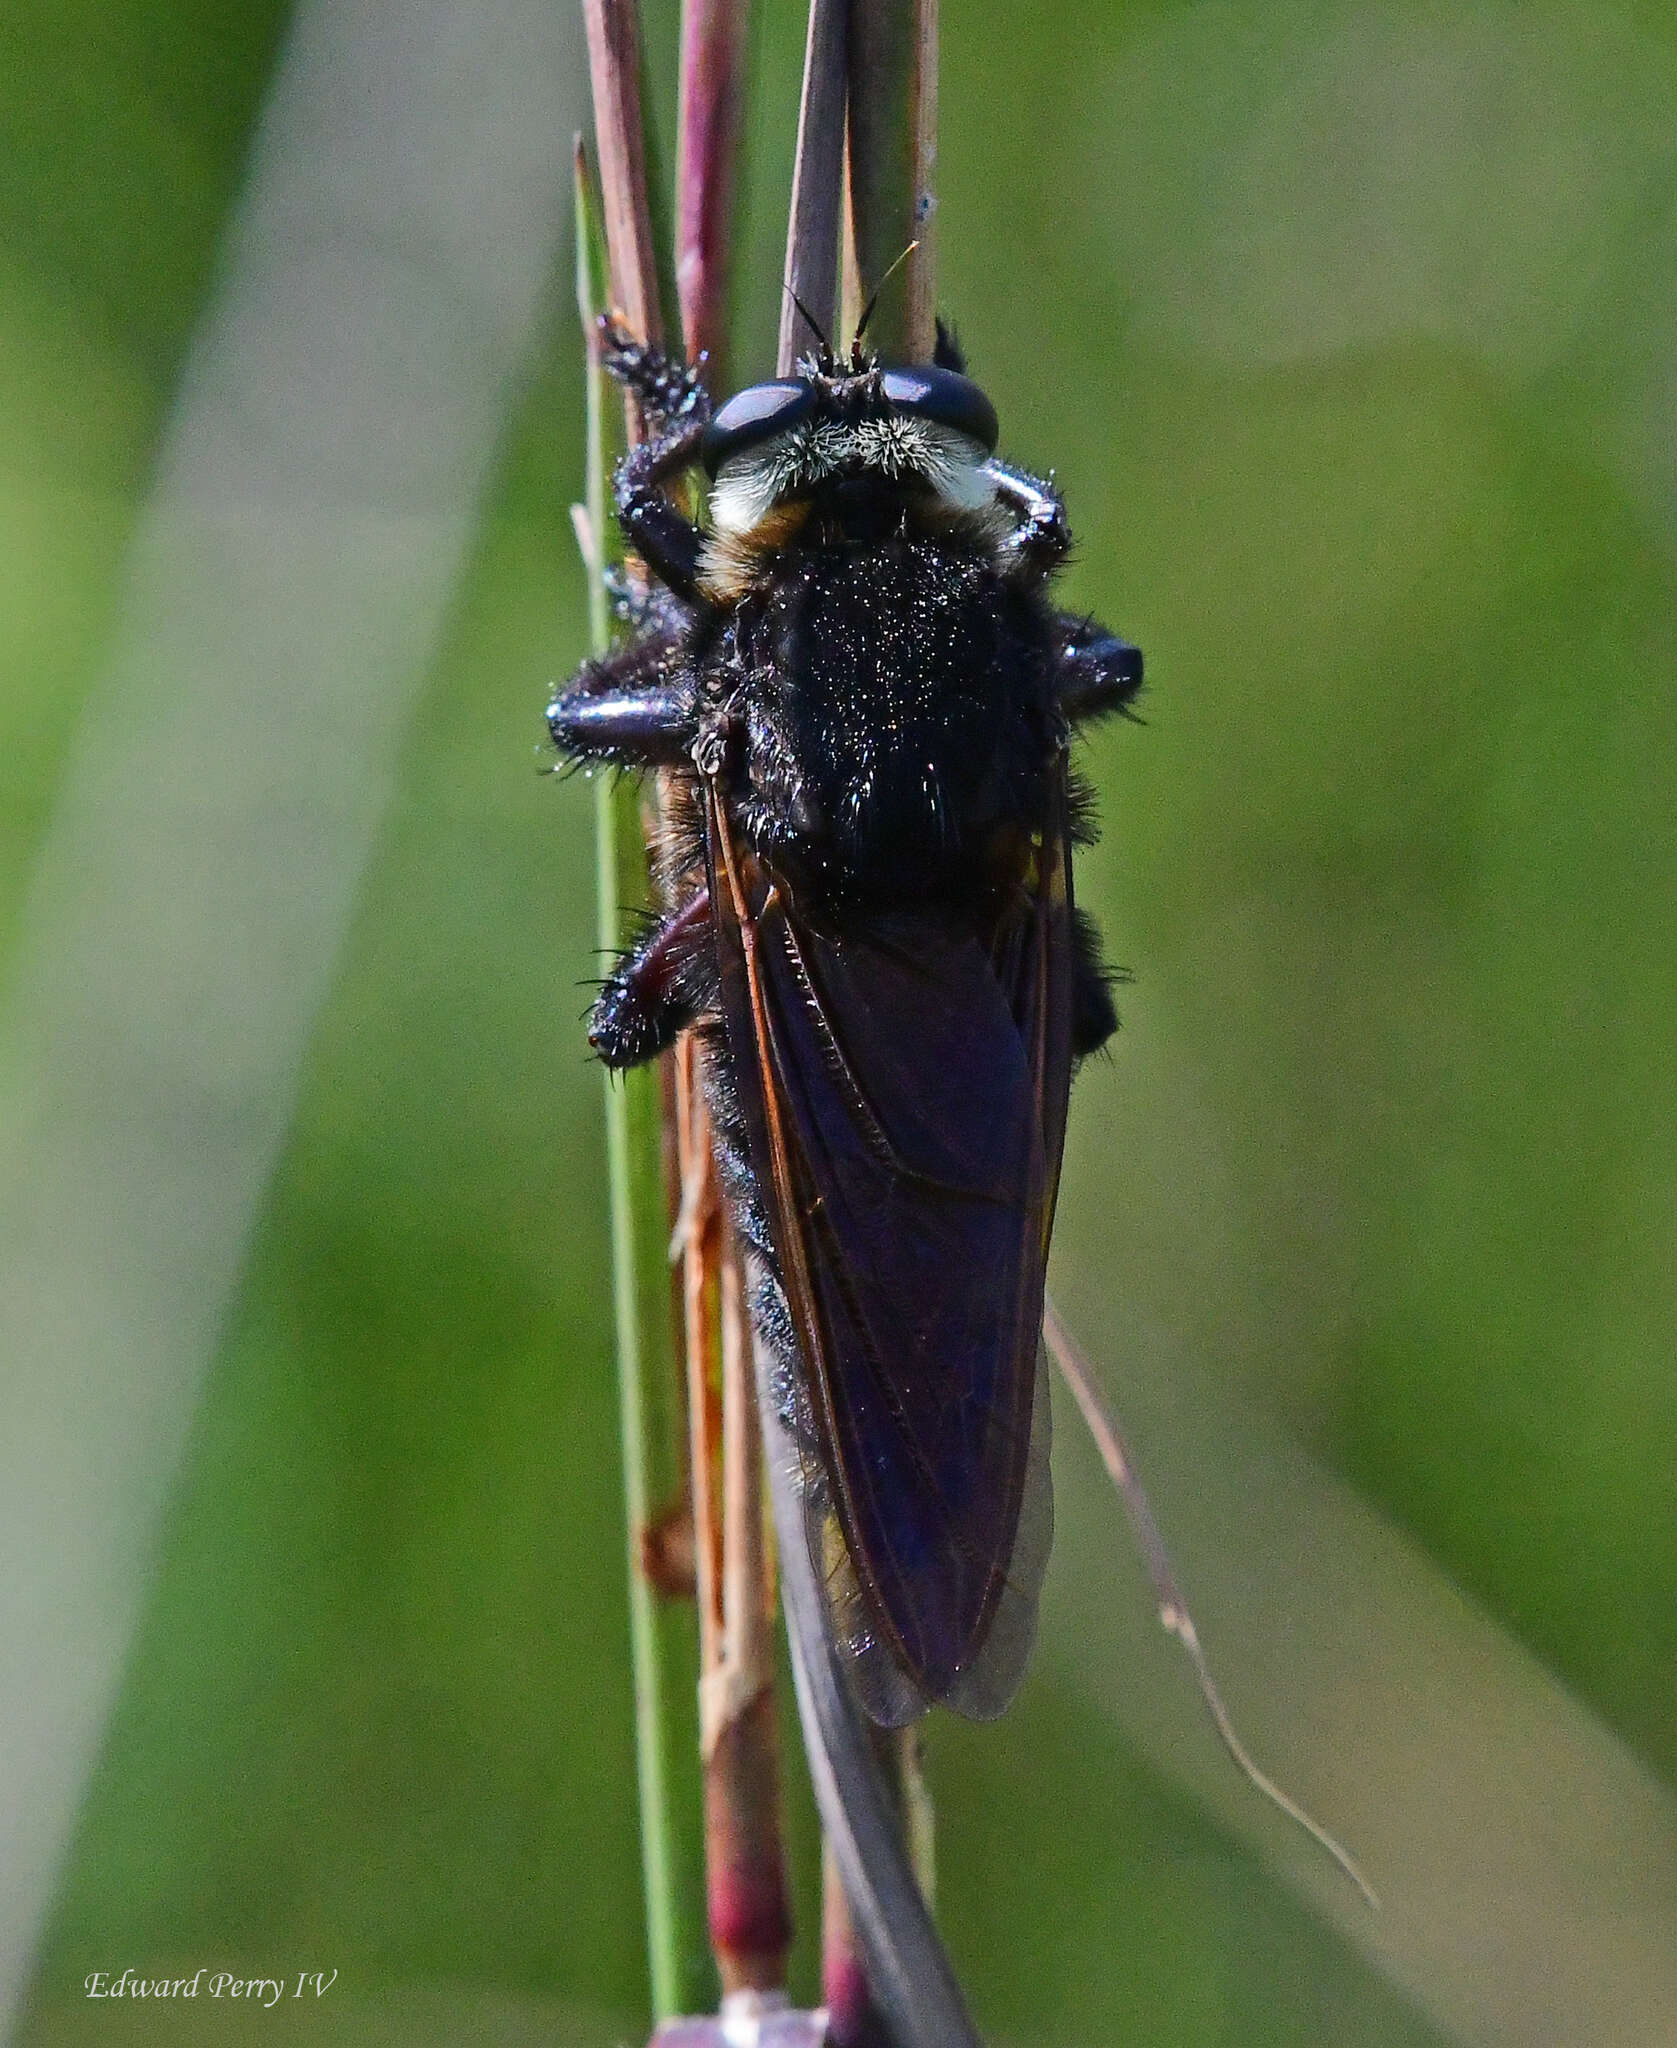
[705,417,997,553]
[697,499,812,603]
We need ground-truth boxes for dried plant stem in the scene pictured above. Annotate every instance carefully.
[577,21,711,2019]
[585,0,665,352]
[1042,1299,1380,1913]
[780,0,849,369]
[697,1241,792,1993]
[845,0,937,359]
[669,0,798,2000]
[675,1048,723,1694]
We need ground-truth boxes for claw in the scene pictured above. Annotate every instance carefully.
[597,314,710,425]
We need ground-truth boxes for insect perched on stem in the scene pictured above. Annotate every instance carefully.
[550,315,1142,1725]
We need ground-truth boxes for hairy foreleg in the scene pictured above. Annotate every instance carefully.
[596,321,714,605]
[610,428,710,606]
[603,564,692,639]
[548,633,696,770]
[599,319,710,428]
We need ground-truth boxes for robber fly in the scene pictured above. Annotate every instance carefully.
[549,318,1142,1726]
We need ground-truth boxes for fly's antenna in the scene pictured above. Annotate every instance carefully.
[851,240,920,360]
[783,284,833,369]
[1042,1297,1380,1913]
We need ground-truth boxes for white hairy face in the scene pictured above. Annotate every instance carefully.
[706,412,998,540]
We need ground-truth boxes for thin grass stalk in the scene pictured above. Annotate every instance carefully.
[1042,1299,1380,1911]
[844,0,937,359]
[575,36,713,2018]
[780,0,849,369]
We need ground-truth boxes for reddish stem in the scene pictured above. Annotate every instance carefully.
[676,0,750,387]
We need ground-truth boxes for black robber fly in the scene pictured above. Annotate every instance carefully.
[549,320,1142,1726]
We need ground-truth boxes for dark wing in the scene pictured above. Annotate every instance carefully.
[705,779,1076,1720]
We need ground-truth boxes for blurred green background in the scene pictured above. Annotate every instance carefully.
[5,2,1677,2044]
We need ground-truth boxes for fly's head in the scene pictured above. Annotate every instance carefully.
[696,352,1002,600]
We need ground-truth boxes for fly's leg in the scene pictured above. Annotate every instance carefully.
[1051,611,1144,725]
[933,317,967,373]
[603,564,692,639]
[1048,608,1137,1050]
[986,458,1071,586]
[600,319,710,428]
[612,428,710,606]
[548,632,696,770]
[1070,908,1120,1057]
[591,887,713,1068]
[599,319,713,606]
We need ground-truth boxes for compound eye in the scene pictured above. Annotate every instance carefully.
[700,380,817,477]
[879,365,998,452]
